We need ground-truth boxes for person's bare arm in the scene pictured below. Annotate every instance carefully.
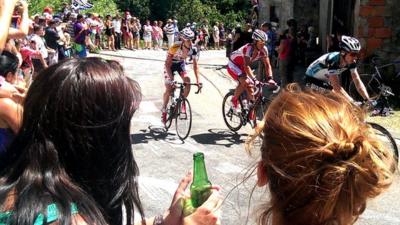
[328,74,354,102]
[0,98,22,133]
[0,0,19,52]
[7,0,29,39]
[351,70,370,101]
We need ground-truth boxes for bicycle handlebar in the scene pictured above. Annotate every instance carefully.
[172,81,203,94]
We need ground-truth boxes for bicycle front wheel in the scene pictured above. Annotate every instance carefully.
[368,122,399,170]
[250,102,267,129]
[175,98,192,140]
[349,74,381,101]
[222,91,243,132]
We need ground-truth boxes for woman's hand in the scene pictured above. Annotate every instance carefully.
[163,172,192,225]
[163,172,222,225]
[183,189,222,225]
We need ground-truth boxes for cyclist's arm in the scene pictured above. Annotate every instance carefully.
[244,56,255,79]
[328,74,354,102]
[165,54,174,79]
[262,56,273,79]
[350,70,370,101]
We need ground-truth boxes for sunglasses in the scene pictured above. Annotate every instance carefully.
[348,52,359,57]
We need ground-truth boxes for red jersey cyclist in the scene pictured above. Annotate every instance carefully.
[227,29,276,109]
[161,28,201,124]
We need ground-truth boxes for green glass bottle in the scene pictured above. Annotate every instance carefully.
[190,152,212,208]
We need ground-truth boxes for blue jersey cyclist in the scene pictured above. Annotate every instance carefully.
[305,35,370,102]
[162,28,200,124]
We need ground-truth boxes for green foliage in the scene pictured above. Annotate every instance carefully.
[27,0,65,16]
[114,0,251,29]
[81,0,119,17]
[27,0,118,17]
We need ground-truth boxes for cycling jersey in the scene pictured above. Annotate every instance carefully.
[164,42,199,83]
[228,43,268,80]
[306,52,357,82]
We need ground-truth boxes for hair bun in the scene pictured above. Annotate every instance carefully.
[328,141,358,161]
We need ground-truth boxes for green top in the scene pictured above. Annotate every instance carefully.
[0,203,78,225]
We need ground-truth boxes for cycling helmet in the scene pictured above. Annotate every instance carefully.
[180,28,195,40]
[252,29,268,42]
[339,35,361,53]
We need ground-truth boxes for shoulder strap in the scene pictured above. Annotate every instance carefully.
[33,203,78,225]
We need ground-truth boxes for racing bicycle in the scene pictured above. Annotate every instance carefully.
[348,57,400,115]
[222,80,278,132]
[164,81,202,140]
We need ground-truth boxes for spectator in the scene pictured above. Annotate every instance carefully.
[152,21,162,50]
[104,15,116,51]
[0,51,23,156]
[131,17,141,50]
[261,22,277,66]
[249,84,395,225]
[112,14,122,50]
[158,20,164,49]
[0,0,23,51]
[73,14,89,58]
[44,18,61,65]
[122,11,132,49]
[20,39,47,83]
[277,28,296,87]
[164,19,175,48]
[30,25,48,73]
[212,22,220,50]
[218,22,225,49]
[201,20,210,50]
[143,20,152,50]
[0,58,222,225]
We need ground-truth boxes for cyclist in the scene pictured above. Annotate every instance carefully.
[227,29,276,109]
[305,35,371,102]
[161,28,200,124]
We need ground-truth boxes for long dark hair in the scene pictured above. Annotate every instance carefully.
[0,51,19,78]
[0,58,144,225]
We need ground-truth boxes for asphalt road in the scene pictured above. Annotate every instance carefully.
[96,49,400,225]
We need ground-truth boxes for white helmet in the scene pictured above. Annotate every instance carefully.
[252,29,268,42]
[180,28,195,40]
[340,35,361,53]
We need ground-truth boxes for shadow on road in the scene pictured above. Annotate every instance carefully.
[130,126,185,144]
[190,129,248,147]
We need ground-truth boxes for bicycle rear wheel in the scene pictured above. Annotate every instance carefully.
[175,98,192,140]
[368,122,399,170]
[349,74,381,101]
[222,91,243,132]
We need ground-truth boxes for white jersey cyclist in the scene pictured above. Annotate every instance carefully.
[305,35,370,103]
[305,52,357,82]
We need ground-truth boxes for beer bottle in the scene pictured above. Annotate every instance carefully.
[190,152,212,208]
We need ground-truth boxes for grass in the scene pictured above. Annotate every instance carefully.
[366,110,400,135]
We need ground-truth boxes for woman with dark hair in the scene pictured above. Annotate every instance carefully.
[0,58,221,225]
[0,51,22,156]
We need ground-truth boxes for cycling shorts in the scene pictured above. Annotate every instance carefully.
[164,61,188,84]
[227,61,246,80]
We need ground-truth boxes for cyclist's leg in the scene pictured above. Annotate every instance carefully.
[178,62,191,97]
[227,62,244,101]
[162,67,175,110]
[244,76,256,102]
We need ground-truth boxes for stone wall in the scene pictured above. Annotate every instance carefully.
[357,0,400,60]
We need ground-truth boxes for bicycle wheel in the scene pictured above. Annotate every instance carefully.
[349,74,381,101]
[250,102,267,129]
[368,122,399,169]
[222,91,242,132]
[175,98,192,140]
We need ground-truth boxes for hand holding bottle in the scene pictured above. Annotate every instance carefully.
[163,172,222,225]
